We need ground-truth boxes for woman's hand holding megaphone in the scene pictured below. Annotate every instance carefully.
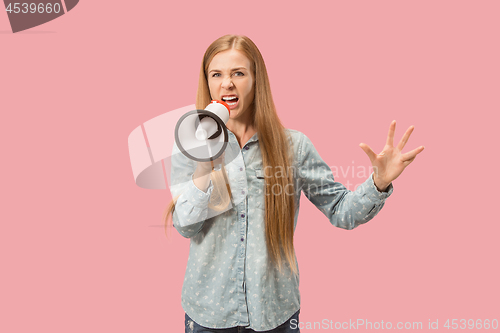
[192,152,225,192]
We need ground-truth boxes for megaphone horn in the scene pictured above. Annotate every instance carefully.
[174,100,231,162]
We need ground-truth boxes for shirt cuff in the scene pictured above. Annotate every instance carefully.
[185,173,214,208]
[361,172,394,200]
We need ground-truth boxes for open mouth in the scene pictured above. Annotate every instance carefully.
[221,95,239,106]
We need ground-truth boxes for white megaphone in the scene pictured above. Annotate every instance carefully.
[174,100,231,162]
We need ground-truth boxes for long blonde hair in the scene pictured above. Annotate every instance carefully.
[163,35,297,276]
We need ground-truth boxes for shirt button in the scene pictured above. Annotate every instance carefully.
[240,167,243,171]
[241,238,244,242]
[241,214,245,218]
[244,146,249,150]
[241,190,245,195]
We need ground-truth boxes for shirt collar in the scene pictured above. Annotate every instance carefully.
[247,132,259,143]
[227,129,259,144]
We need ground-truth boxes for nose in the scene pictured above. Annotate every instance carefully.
[221,76,234,90]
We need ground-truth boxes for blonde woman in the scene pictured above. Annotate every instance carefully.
[164,35,424,333]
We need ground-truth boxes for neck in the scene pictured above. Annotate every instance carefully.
[227,117,257,148]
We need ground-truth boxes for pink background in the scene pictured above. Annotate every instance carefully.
[1,1,499,332]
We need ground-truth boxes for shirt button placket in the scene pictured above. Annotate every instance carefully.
[237,202,247,323]
[240,211,246,251]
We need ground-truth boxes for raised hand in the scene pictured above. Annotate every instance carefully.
[359,120,424,191]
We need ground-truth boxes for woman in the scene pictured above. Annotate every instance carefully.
[164,34,424,333]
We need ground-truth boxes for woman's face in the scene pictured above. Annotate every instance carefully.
[207,49,255,121]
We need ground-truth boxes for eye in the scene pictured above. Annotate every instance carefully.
[234,71,244,76]
[211,73,221,77]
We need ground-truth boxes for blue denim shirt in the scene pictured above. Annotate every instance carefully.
[170,129,393,331]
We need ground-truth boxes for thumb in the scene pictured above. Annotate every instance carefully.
[359,143,377,162]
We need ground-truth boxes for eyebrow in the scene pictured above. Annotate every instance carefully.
[208,67,247,73]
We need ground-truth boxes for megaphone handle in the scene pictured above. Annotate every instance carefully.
[206,140,214,167]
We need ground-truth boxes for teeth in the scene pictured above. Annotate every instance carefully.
[227,101,237,106]
[222,96,237,101]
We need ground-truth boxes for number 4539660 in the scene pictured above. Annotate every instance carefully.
[6,3,62,14]
[444,319,498,329]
